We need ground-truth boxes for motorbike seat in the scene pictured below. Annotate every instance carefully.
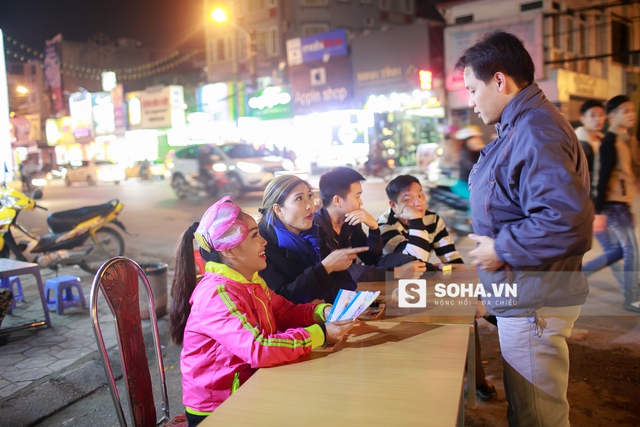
[47,199,120,233]
[429,186,469,211]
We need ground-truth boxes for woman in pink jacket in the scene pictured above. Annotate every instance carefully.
[169,196,353,427]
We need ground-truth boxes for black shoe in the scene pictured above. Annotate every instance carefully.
[476,380,497,401]
[622,301,640,313]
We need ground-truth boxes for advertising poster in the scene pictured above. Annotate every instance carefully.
[111,84,127,136]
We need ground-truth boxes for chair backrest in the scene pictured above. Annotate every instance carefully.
[90,256,171,427]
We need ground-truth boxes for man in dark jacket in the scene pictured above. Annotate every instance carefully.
[316,167,428,282]
[316,167,383,266]
[456,31,593,426]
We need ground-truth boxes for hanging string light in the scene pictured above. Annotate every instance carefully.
[4,34,199,80]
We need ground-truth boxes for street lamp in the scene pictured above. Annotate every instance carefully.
[212,8,256,89]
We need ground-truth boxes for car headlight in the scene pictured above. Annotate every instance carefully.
[236,162,262,174]
[212,163,228,172]
[282,159,294,171]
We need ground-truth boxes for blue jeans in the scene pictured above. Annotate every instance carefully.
[583,203,639,303]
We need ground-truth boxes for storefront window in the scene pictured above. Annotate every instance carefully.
[372,111,439,166]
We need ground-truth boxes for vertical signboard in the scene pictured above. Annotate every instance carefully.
[141,86,171,128]
[140,85,185,129]
[92,92,116,135]
[127,92,142,129]
[111,84,127,136]
[44,34,64,114]
[0,29,12,173]
[69,91,93,139]
[198,82,237,121]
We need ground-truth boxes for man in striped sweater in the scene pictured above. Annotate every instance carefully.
[378,174,463,265]
[378,174,497,401]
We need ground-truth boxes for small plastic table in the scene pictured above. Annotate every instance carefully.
[0,259,52,333]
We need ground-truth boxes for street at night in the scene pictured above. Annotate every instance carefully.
[1,0,640,425]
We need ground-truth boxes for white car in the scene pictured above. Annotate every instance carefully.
[165,143,292,197]
[64,160,126,186]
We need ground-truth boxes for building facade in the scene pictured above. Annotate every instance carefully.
[202,0,450,168]
[438,0,640,135]
[203,0,418,88]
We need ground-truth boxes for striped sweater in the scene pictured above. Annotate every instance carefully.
[377,207,463,264]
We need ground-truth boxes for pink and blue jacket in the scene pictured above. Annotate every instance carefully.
[181,262,328,415]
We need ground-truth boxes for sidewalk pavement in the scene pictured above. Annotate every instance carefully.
[0,262,185,427]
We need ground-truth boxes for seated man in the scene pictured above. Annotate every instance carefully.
[315,167,428,281]
[378,174,496,401]
[378,174,463,265]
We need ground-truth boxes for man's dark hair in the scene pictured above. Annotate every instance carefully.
[605,95,630,115]
[385,175,421,203]
[454,31,534,88]
[580,99,604,116]
[319,167,365,207]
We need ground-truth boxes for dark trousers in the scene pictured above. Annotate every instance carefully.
[186,411,207,427]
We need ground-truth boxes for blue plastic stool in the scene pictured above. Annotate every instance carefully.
[45,275,86,314]
[0,276,23,315]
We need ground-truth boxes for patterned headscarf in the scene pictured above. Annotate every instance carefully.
[194,196,249,252]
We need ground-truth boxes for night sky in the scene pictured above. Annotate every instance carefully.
[0,0,204,55]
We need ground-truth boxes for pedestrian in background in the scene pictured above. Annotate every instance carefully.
[456,31,593,426]
[451,125,486,199]
[575,99,606,197]
[584,95,640,314]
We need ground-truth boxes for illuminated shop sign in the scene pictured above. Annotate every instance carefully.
[248,86,293,120]
[139,85,185,129]
[69,91,93,139]
[127,93,142,127]
[290,55,353,115]
[419,70,432,90]
[197,82,246,121]
[364,91,443,115]
[45,116,75,146]
[286,29,348,66]
[92,92,116,136]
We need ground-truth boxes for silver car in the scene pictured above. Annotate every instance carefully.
[63,160,126,186]
[165,142,293,195]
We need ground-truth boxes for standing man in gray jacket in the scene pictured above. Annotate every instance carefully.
[456,31,593,427]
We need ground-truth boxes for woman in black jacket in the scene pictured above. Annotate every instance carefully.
[258,175,367,304]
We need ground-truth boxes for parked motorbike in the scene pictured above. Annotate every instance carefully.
[427,183,472,241]
[0,185,128,274]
